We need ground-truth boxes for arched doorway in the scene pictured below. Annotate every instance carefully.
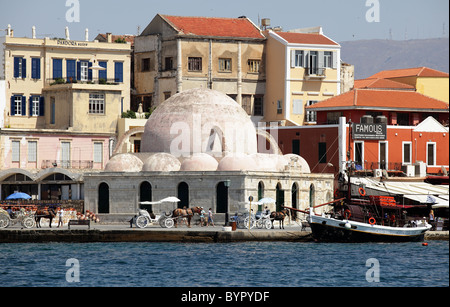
[216,182,228,213]
[291,183,299,220]
[177,182,189,209]
[98,182,110,214]
[276,183,284,212]
[140,181,152,211]
[257,181,264,211]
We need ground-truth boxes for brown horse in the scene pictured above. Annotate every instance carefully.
[35,208,57,228]
[270,208,290,229]
[172,207,202,228]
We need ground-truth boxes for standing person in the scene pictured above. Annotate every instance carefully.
[429,209,435,230]
[207,208,215,227]
[200,207,206,227]
[57,207,64,227]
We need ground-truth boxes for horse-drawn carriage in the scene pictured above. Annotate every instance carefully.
[133,197,201,229]
[0,207,36,229]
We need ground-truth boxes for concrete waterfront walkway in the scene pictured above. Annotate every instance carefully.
[0,223,448,243]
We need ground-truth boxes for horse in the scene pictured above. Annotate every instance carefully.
[35,208,57,228]
[172,206,202,228]
[270,208,290,229]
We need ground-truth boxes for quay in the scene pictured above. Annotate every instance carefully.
[0,224,447,243]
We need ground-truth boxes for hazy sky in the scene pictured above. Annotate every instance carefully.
[0,0,448,42]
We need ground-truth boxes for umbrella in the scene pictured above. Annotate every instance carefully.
[258,197,276,204]
[160,197,180,203]
[6,192,31,200]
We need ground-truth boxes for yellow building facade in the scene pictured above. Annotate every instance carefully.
[264,29,341,126]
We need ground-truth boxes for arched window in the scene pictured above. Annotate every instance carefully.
[177,182,189,209]
[98,182,110,214]
[140,181,152,212]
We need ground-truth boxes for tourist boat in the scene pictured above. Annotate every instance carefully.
[303,169,431,243]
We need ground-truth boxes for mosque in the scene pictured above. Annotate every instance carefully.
[83,88,334,222]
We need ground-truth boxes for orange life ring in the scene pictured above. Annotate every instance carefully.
[369,217,376,225]
[358,187,366,197]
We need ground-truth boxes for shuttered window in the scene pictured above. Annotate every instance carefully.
[93,142,103,163]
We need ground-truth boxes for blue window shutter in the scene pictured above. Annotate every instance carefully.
[29,96,33,116]
[76,61,81,80]
[10,96,15,116]
[67,60,76,82]
[88,62,93,81]
[22,96,27,116]
[99,61,107,80]
[115,62,123,83]
[39,96,45,116]
[32,58,41,79]
[53,59,62,79]
[36,58,41,79]
[22,58,27,79]
[14,57,20,78]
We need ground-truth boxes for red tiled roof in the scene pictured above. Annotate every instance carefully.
[160,15,264,39]
[96,34,135,46]
[354,78,415,90]
[370,67,449,79]
[275,32,339,46]
[307,89,449,111]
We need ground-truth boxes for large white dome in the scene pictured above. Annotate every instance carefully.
[141,88,257,157]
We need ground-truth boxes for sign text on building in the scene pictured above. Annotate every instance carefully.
[352,123,387,140]
[57,40,88,47]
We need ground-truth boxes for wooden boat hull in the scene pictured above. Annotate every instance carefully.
[310,215,431,243]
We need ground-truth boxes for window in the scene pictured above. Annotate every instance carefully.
[247,59,260,73]
[327,112,343,124]
[50,97,56,125]
[291,50,304,67]
[219,58,232,72]
[323,51,333,68]
[98,61,107,81]
[31,58,41,79]
[379,141,388,169]
[11,95,24,116]
[309,51,318,74]
[93,142,103,163]
[318,142,327,164]
[14,57,26,79]
[427,142,436,166]
[306,100,318,122]
[142,58,150,72]
[28,141,37,163]
[242,95,252,115]
[188,57,202,71]
[254,97,263,116]
[277,100,283,114]
[80,61,89,81]
[53,59,63,79]
[293,99,303,115]
[31,96,40,116]
[61,142,71,168]
[165,57,173,70]
[89,93,105,114]
[12,141,20,162]
[402,142,412,165]
[164,92,171,100]
[115,62,123,82]
[292,140,300,155]
[354,141,364,169]
[67,60,76,82]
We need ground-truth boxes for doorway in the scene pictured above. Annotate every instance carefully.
[98,182,110,214]
[216,182,228,214]
[177,182,189,209]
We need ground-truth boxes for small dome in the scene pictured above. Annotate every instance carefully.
[217,154,258,171]
[180,153,218,171]
[143,153,181,172]
[250,153,280,172]
[104,154,143,172]
[283,154,311,173]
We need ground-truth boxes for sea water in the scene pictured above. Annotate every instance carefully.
[0,241,448,287]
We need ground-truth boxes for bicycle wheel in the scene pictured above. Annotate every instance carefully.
[22,217,36,229]
[136,215,149,229]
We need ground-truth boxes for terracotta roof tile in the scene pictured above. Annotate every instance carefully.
[276,31,339,46]
[307,89,449,111]
[161,15,264,39]
[369,67,449,79]
[354,78,415,90]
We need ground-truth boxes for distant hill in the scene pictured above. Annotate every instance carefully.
[340,38,449,79]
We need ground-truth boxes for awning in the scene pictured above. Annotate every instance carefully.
[352,177,449,204]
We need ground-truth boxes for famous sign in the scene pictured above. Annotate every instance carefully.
[352,123,387,140]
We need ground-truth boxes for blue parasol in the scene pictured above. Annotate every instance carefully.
[6,192,32,200]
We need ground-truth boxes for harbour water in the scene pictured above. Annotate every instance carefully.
[0,241,448,287]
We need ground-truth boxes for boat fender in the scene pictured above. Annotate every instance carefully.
[369,217,376,225]
[358,187,366,197]
[344,222,352,229]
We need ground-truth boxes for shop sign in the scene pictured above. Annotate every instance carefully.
[352,123,387,140]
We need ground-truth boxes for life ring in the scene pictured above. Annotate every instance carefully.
[369,217,376,225]
[358,187,366,197]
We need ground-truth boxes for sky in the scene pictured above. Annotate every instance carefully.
[0,0,448,42]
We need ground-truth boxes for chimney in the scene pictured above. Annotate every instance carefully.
[106,33,112,43]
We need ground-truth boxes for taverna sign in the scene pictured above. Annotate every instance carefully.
[352,123,387,140]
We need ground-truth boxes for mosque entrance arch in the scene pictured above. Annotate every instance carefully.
[216,182,228,214]
[140,181,152,212]
[98,182,110,214]
[276,183,284,212]
[177,182,189,209]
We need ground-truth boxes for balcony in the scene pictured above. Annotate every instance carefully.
[42,160,94,170]
[305,67,326,79]
[46,78,121,86]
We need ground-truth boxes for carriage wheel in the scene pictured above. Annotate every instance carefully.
[22,217,36,229]
[136,216,149,229]
[264,219,272,230]
[0,214,10,228]
[244,216,256,229]
[164,218,174,229]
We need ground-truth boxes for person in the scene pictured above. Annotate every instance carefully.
[200,207,206,227]
[57,207,64,227]
[263,206,270,217]
[429,209,435,230]
[207,208,215,227]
